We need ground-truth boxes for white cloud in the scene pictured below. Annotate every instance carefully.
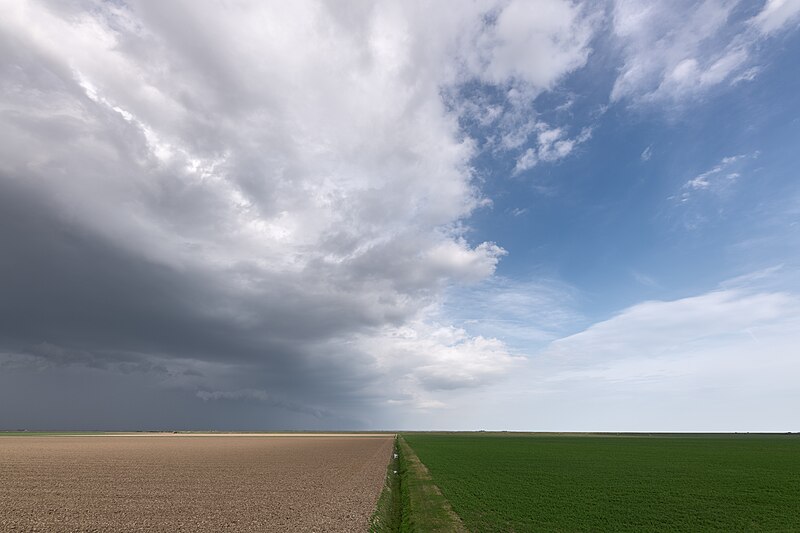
[507,283,800,430]
[514,124,592,173]
[678,153,749,201]
[386,274,800,431]
[752,0,800,35]
[640,145,653,161]
[441,1,599,175]
[719,264,787,289]
[545,289,798,361]
[475,0,596,88]
[354,320,522,409]
[0,0,601,417]
[611,0,800,105]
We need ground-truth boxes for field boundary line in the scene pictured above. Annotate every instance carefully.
[398,436,468,532]
[370,437,402,532]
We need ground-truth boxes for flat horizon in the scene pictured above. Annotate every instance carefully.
[2,0,799,431]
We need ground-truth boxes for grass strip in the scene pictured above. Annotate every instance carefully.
[397,435,467,532]
[370,437,403,532]
[370,436,467,532]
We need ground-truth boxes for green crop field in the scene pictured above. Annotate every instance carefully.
[401,433,800,532]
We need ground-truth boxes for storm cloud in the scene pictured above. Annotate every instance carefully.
[0,0,596,428]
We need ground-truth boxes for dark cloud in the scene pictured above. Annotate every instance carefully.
[0,0,596,428]
[0,179,382,425]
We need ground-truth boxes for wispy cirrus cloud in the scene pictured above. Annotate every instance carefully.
[611,0,800,105]
[751,0,800,34]
[681,154,748,195]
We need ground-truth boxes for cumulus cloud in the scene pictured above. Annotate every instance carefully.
[445,0,599,174]
[0,0,599,427]
[473,0,596,87]
[355,320,522,408]
[514,124,592,173]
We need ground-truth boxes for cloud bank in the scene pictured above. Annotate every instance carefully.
[0,0,597,427]
[448,279,800,433]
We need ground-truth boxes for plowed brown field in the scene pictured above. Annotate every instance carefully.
[0,434,394,532]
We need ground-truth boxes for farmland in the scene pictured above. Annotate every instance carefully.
[401,433,800,532]
[0,434,393,532]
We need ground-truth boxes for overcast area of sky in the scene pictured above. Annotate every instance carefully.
[1,0,798,431]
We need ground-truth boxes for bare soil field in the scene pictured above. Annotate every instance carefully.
[0,434,394,532]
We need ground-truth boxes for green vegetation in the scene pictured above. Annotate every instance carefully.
[402,433,800,532]
[370,438,403,532]
[370,437,465,532]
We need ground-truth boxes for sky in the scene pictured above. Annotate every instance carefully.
[1,0,799,431]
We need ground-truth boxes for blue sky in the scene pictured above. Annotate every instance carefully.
[1,0,799,431]
[420,0,800,430]
[461,14,800,324]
